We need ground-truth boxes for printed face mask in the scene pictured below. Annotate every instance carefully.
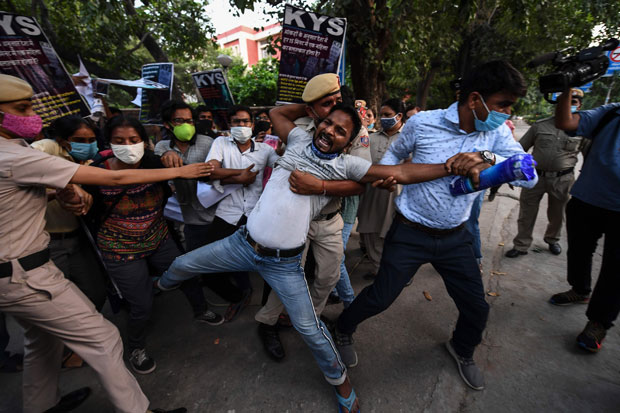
[111,142,144,164]
[173,123,195,142]
[0,111,42,140]
[69,141,98,161]
[380,114,400,131]
[472,95,510,131]
[230,126,253,144]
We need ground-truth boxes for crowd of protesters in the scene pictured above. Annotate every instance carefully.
[0,56,618,413]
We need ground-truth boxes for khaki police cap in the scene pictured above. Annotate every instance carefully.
[570,88,584,98]
[0,74,34,103]
[302,73,340,103]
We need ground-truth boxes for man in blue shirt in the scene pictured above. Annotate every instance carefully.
[549,91,620,353]
[334,61,536,391]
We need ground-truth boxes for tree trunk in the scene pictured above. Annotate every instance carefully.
[416,61,440,110]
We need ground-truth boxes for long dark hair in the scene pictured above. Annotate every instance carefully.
[49,115,94,140]
[104,116,148,143]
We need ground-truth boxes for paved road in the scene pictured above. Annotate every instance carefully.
[2,120,618,412]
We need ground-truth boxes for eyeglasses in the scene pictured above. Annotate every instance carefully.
[171,118,194,125]
[230,118,252,126]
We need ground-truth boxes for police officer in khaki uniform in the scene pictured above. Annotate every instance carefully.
[0,74,209,413]
[506,89,588,257]
[255,74,369,360]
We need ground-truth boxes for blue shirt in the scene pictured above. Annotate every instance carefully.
[571,103,620,211]
[380,102,537,229]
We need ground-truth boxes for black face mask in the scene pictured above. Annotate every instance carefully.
[254,120,271,135]
[195,119,213,135]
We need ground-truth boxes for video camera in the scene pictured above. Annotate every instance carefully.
[527,38,619,103]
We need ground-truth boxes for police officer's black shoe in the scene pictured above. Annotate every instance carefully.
[44,387,91,412]
[258,323,285,361]
[505,249,527,258]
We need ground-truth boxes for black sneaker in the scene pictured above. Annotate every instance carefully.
[445,341,484,390]
[577,321,607,353]
[129,348,156,374]
[334,327,358,368]
[195,310,225,326]
[549,289,590,306]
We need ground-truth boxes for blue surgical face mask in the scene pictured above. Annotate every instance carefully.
[472,95,510,132]
[571,106,579,113]
[69,141,98,161]
[368,122,375,130]
[380,114,400,131]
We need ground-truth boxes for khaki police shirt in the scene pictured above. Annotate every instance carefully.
[0,137,79,263]
[519,117,587,172]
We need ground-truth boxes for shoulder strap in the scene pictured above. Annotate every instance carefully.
[589,107,620,139]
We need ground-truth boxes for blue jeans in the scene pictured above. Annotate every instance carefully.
[160,227,346,385]
[334,222,355,307]
[465,190,486,261]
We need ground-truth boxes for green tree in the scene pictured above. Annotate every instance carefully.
[228,57,279,106]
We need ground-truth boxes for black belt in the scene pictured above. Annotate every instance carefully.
[49,229,80,240]
[0,248,50,278]
[396,213,464,236]
[245,232,305,258]
[536,168,574,178]
[313,211,338,222]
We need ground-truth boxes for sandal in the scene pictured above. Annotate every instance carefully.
[61,351,84,369]
[335,388,359,413]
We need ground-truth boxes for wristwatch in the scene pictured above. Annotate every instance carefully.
[480,150,496,165]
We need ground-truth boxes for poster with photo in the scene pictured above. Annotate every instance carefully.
[0,12,90,126]
[276,4,347,104]
[139,62,173,124]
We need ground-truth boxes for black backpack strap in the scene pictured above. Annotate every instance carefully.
[589,106,620,139]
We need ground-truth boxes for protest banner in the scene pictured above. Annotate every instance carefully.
[0,12,90,126]
[139,62,174,124]
[192,68,235,130]
[276,4,347,104]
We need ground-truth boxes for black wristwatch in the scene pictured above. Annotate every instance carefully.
[480,150,496,165]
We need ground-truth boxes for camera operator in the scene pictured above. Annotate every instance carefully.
[550,88,620,353]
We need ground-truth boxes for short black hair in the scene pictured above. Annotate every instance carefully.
[49,115,94,140]
[104,116,148,143]
[381,98,404,115]
[194,105,213,119]
[458,60,527,105]
[160,100,192,124]
[328,104,362,142]
[227,104,253,121]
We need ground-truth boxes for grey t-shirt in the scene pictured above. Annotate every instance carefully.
[247,127,371,249]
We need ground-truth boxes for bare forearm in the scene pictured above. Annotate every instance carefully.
[362,164,448,184]
[270,104,307,143]
[555,89,580,132]
[71,165,183,186]
[324,180,365,196]
[210,168,246,180]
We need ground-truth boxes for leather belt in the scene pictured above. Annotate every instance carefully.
[536,168,574,178]
[313,211,338,222]
[396,213,464,236]
[0,248,50,278]
[49,229,81,240]
[245,232,305,258]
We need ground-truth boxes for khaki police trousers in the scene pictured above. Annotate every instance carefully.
[513,173,574,252]
[0,260,149,413]
[255,214,344,325]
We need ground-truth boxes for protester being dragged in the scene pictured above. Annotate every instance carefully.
[0,73,208,413]
[156,100,252,316]
[356,98,406,280]
[31,115,108,368]
[254,74,365,361]
[86,115,222,375]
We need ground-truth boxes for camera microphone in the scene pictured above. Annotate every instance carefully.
[527,52,557,69]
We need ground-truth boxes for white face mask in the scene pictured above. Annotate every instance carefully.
[111,142,145,165]
[230,126,253,144]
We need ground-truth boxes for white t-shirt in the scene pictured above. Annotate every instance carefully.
[208,137,279,225]
[247,127,371,249]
